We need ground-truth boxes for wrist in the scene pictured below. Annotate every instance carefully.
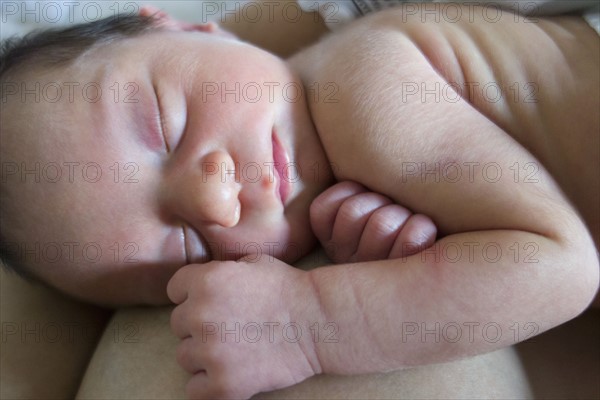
[299,264,392,376]
[285,267,327,376]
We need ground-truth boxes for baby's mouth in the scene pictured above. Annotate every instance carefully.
[272,129,291,205]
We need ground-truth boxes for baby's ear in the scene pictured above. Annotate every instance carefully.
[139,5,237,39]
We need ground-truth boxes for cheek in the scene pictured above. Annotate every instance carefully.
[268,211,317,263]
[69,261,178,306]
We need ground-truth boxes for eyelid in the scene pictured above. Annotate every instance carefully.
[153,84,170,153]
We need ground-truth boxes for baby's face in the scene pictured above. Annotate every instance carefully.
[2,29,332,305]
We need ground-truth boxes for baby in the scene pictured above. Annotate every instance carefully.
[1,3,598,399]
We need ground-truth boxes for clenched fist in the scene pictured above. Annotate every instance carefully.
[167,256,322,399]
[310,181,437,263]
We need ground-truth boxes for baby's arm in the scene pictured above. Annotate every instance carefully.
[289,5,599,375]
[310,181,436,263]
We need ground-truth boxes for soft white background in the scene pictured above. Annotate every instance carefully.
[2,1,597,39]
[0,0,255,38]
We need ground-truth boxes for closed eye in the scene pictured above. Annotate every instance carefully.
[153,84,170,153]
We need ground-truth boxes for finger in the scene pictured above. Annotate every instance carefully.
[167,265,193,305]
[176,336,206,374]
[170,302,192,339]
[185,371,212,400]
[353,204,412,262]
[330,192,393,262]
[389,214,438,258]
[310,181,368,244]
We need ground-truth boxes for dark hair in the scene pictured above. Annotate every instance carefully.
[0,13,161,278]
[0,13,160,80]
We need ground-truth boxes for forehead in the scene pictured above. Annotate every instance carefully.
[77,29,246,77]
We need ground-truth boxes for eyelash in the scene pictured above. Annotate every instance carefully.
[153,85,170,153]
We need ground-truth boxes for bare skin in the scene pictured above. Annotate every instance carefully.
[168,5,599,399]
[300,5,600,296]
[1,4,598,400]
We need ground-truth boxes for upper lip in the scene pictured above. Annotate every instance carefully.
[272,129,291,205]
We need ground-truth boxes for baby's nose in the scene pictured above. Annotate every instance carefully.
[193,150,242,227]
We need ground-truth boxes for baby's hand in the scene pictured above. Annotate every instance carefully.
[167,256,321,399]
[310,181,437,263]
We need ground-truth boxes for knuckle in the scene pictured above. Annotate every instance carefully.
[188,313,206,335]
[368,207,407,235]
[403,214,437,246]
[338,193,386,221]
[370,218,398,238]
[356,191,392,205]
[176,342,195,372]
[367,206,410,236]
[334,180,367,194]
[337,199,365,222]
[310,193,329,216]
[314,181,363,206]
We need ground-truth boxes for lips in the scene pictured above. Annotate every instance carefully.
[272,129,292,205]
